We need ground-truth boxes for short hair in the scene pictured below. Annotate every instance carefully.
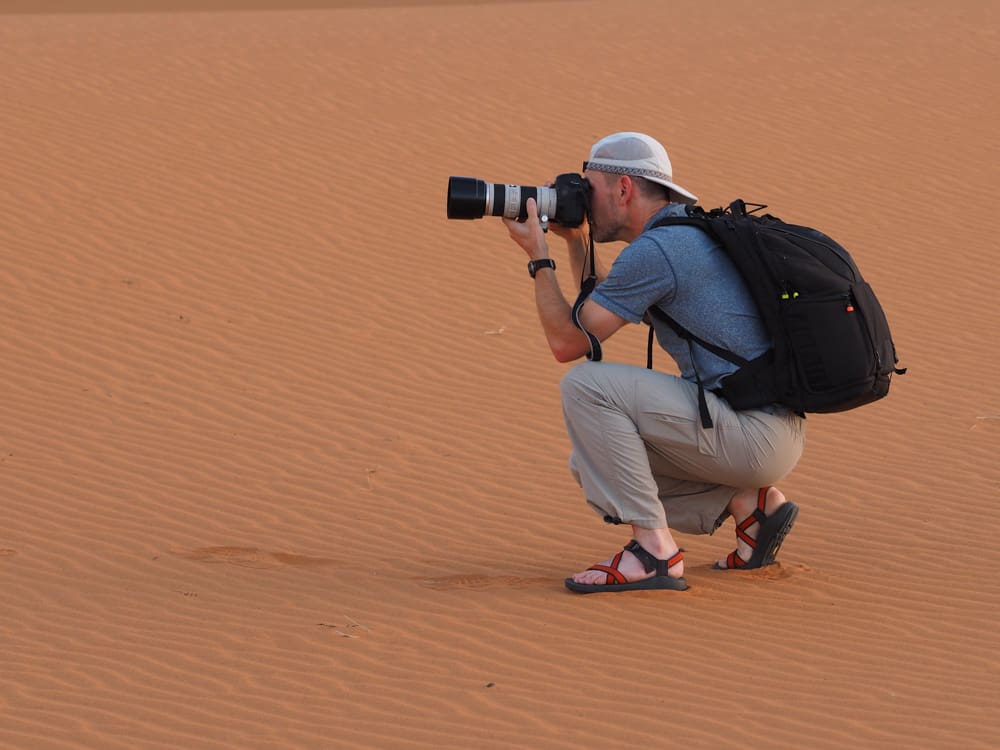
[632,176,672,202]
[589,170,673,203]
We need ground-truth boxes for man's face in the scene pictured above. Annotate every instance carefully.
[583,170,625,243]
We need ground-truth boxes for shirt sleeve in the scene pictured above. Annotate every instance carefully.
[589,235,676,323]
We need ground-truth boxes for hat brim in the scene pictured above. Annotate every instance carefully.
[583,160,699,205]
[644,176,698,205]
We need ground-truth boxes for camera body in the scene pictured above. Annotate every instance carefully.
[447,172,591,227]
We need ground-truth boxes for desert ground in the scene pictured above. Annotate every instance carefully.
[1,1,998,748]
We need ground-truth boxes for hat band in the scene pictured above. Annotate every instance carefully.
[583,160,673,183]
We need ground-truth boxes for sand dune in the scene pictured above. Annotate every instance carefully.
[0,0,549,12]
[1,1,998,748]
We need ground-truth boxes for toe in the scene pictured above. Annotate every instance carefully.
[571,569,605,584]
[569,549,656,586]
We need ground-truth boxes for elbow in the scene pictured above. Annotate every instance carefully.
[548,326,597,363]
[551,341,585,363]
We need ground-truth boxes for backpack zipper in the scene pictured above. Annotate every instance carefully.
[767,225,859,282]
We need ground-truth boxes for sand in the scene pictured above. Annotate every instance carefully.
[1,1,998,748]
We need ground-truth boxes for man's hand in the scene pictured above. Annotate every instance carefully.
[539,179,589,246]
[502,197,549,260]
[547,220,588,244]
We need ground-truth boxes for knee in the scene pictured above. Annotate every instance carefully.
[560,361,600,404]
[560,363,584,406]
[567,453,582,485]
[559,362,602,398]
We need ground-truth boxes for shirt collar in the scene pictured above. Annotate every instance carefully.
[643,202,689,233]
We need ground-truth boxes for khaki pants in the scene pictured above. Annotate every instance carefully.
[561,361,806,535]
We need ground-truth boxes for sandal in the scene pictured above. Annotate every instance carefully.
[564,539,688,594]
[714,487,799,570]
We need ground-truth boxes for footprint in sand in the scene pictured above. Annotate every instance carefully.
[172,546,339,569]
[972,415,1000,432]
[726,561,812,581]
[418,574,551,591]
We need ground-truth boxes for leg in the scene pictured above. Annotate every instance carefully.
[560,362,675,530]
[560,361,806,578]
[561,363,691,590]
[561,361,770,528]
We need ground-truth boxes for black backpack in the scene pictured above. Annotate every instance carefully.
[572,200,906,427]
[648,199,906,426]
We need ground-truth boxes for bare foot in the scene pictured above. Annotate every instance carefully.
[571,526,684,585]
[715,486,788,569]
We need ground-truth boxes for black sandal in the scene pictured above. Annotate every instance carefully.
[714,487,799,570]
[564,539,688,593]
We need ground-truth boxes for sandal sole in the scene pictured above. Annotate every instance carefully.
[714,501,799,570]
[751,501,798,567]
[564,575,689,594]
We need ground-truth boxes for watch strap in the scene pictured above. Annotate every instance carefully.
[528,258,556,278]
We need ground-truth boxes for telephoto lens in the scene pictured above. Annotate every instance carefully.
[446,177,490,220]
[447,177,558,223]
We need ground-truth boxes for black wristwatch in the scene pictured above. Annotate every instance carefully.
[528,258,556,278]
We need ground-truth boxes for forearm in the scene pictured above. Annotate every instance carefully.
[503,199,605,361]
[531,267,591,363]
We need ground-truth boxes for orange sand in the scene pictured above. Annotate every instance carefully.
[1,1,998,748]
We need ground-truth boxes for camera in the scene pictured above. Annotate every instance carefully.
[446,172,590,227]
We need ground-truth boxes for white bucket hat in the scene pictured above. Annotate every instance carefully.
[584,132,698,205]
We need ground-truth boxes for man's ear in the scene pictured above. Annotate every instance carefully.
[619,175,633,203]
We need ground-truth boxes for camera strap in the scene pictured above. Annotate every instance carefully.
[570,230,603,362]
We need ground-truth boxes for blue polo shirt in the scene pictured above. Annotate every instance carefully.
[590,203,771,390]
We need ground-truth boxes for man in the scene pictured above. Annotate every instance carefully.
[502,132,805,593]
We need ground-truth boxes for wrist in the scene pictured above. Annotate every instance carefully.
[527,258,556,278]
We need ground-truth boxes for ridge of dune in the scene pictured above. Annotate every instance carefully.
[0,0,569,13]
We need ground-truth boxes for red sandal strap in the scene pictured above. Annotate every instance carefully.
[735,487,772,548]
[726,550,748,569]
[588,564,627,584]
[587,542,685,584]
[727,487,773,568]
[757,486,770,511]
[588,550,627,584]
[735,515,759,549]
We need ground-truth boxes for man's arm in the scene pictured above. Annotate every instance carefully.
[504,198,627,362]
[531,271,628,362]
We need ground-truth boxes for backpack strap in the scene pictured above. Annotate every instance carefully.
[576,204,742,366]
[644,208,755,429]
[647,306,751,369]
[644,289,751,431]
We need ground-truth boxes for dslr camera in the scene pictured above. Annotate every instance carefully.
[446,172,591,227]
